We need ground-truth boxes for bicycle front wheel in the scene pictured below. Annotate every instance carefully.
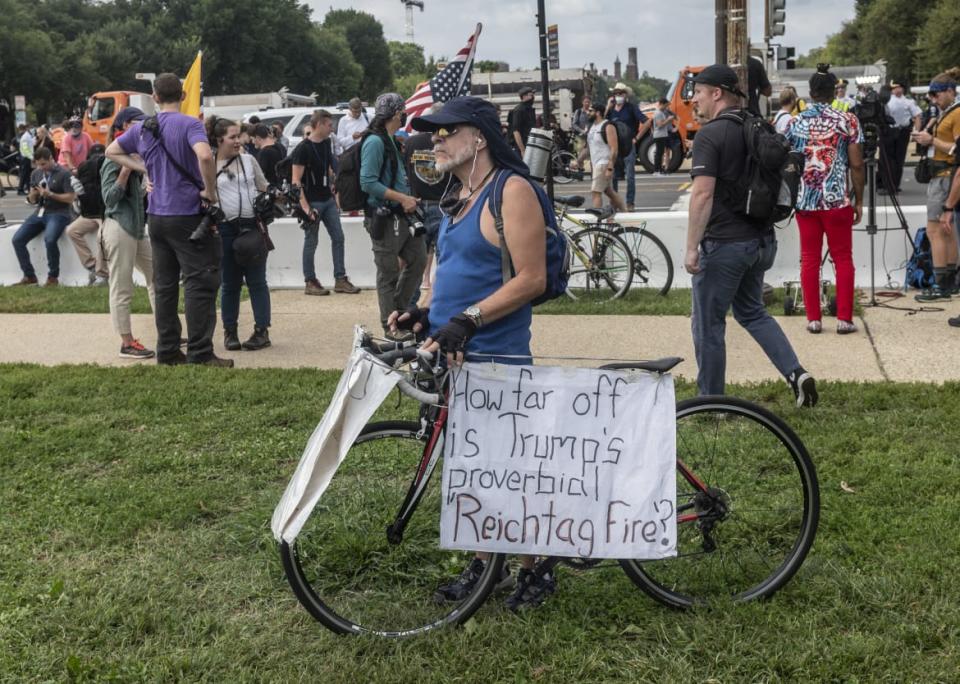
[565,227,635,302]
[552,150,578,184]
[610,224,674,296]
[279,420,507,636]
[620,396,819,608]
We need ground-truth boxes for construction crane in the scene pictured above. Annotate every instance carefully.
[401,1,424,43]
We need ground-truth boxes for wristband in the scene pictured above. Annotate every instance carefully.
[944,205,956,213]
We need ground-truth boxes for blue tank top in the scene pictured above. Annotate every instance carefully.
[429,183,532,364]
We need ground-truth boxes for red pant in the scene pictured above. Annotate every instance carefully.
[796,206,855,322]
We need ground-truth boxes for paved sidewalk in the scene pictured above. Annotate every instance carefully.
[2,290,958,383]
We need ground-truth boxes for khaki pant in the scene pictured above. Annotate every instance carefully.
[101,218,155,336]
[66,216,108,277]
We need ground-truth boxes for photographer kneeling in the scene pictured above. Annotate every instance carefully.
[207,116,273,351]
[360,93,426,340]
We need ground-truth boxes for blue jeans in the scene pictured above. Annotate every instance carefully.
[12,212,71,278]
[691,237,801,395]
[303,198,345,281]
[612,146,637,206]
[219,220,271,329]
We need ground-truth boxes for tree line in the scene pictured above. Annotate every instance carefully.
[0,0,439,134]
[798,0,960,85]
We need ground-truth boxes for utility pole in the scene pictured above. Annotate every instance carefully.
[536,0,554,199]
[715,0,727,64]
[725,0,749,94]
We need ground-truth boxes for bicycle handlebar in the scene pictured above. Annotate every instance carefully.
[358,333,441,406]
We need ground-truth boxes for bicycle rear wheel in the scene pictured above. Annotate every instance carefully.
[552,149,578,184]
[565,227,635,302]
[620,396,819,608]
[610,224,674,296]
[279,420,507,636]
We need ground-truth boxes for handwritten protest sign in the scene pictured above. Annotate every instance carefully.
[440,363,676,559]
[272,330,401,544]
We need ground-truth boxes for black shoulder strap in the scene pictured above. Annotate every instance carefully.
[488,169,516,283]
[143,117,203,191]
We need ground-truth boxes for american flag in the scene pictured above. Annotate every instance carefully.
[404,23,482,129]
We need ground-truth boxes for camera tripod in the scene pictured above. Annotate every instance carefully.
[861,123,913,307]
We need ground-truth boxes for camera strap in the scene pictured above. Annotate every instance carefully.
[142,116,204,192]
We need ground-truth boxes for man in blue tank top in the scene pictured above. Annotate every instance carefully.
[387,96,556,611]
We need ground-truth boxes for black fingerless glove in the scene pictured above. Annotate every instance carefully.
[431,313,477,354]
[396,306,430,331]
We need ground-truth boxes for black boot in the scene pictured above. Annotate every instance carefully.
[241,326,271,351]
[224,327,241,351]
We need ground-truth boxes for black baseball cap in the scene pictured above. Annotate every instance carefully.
[410,96,531,178]
[112,106,146,130]
[690,64,746,98]
[518,86,535,97]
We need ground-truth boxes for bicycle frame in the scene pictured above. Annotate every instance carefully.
[385,388,449,545]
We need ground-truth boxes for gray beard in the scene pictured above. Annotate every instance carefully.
[435,142,478,174]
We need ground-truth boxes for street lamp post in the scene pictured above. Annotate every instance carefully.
[536,0,554,199]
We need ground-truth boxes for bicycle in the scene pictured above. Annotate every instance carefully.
[553,195,674,296]
[279,331,821,637]
[1,150,21,191]
[559,216,635,302]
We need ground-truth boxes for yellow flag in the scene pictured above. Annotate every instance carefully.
[180,51,202,117]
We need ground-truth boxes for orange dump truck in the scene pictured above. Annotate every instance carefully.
[637,66,704,174]
[83,91,155,145]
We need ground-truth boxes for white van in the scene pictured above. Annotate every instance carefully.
[242,104,375,154]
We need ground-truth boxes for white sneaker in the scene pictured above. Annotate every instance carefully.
[93,275,108,287]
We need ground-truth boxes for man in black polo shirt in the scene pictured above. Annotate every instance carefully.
[291,109,360,296]
[403,105,450,296]
[685,65,817,407]
[253,124,284,187]
[508,86,537,156]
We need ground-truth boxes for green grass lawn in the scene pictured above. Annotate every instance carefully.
[1,365,957,681]
[1,283,858,318]
[0,285,246,314]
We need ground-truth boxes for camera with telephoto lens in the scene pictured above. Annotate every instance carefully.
[376,203,426,237]
[253,185,286,226]
[188,204,226,244]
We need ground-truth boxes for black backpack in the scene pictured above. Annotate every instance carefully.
[76,154,106,218]
[719,109,804,226]
[335,132,397,212]
[601,119,634,160]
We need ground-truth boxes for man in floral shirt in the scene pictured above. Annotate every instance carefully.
[786,66,865,335]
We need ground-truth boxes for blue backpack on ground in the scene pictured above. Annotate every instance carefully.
[488,168,569,305]
[904,227,935,290]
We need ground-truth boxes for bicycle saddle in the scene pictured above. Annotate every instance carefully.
[598,357,684,374]
[554,194,585,207]
[584,206,616,220]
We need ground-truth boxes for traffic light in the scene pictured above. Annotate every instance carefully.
[768,0,786,37]
[775,46,796,71]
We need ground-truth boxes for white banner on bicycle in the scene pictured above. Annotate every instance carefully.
[440,362,676,559]
[271,337,401,544]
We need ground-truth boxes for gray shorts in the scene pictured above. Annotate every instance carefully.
[926,175,951,221]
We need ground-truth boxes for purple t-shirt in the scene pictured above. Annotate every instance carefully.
[117,112,207,216]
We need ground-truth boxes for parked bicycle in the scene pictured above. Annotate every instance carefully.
[279,331,821,637]
[554,195,674,297]
[1,148,21,191]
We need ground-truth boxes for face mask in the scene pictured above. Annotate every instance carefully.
[71,128,82,137]
[615,96,625,105]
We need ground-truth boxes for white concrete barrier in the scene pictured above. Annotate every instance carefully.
[0,207,926,289]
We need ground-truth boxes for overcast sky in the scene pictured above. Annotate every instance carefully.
[306,0,856,80]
